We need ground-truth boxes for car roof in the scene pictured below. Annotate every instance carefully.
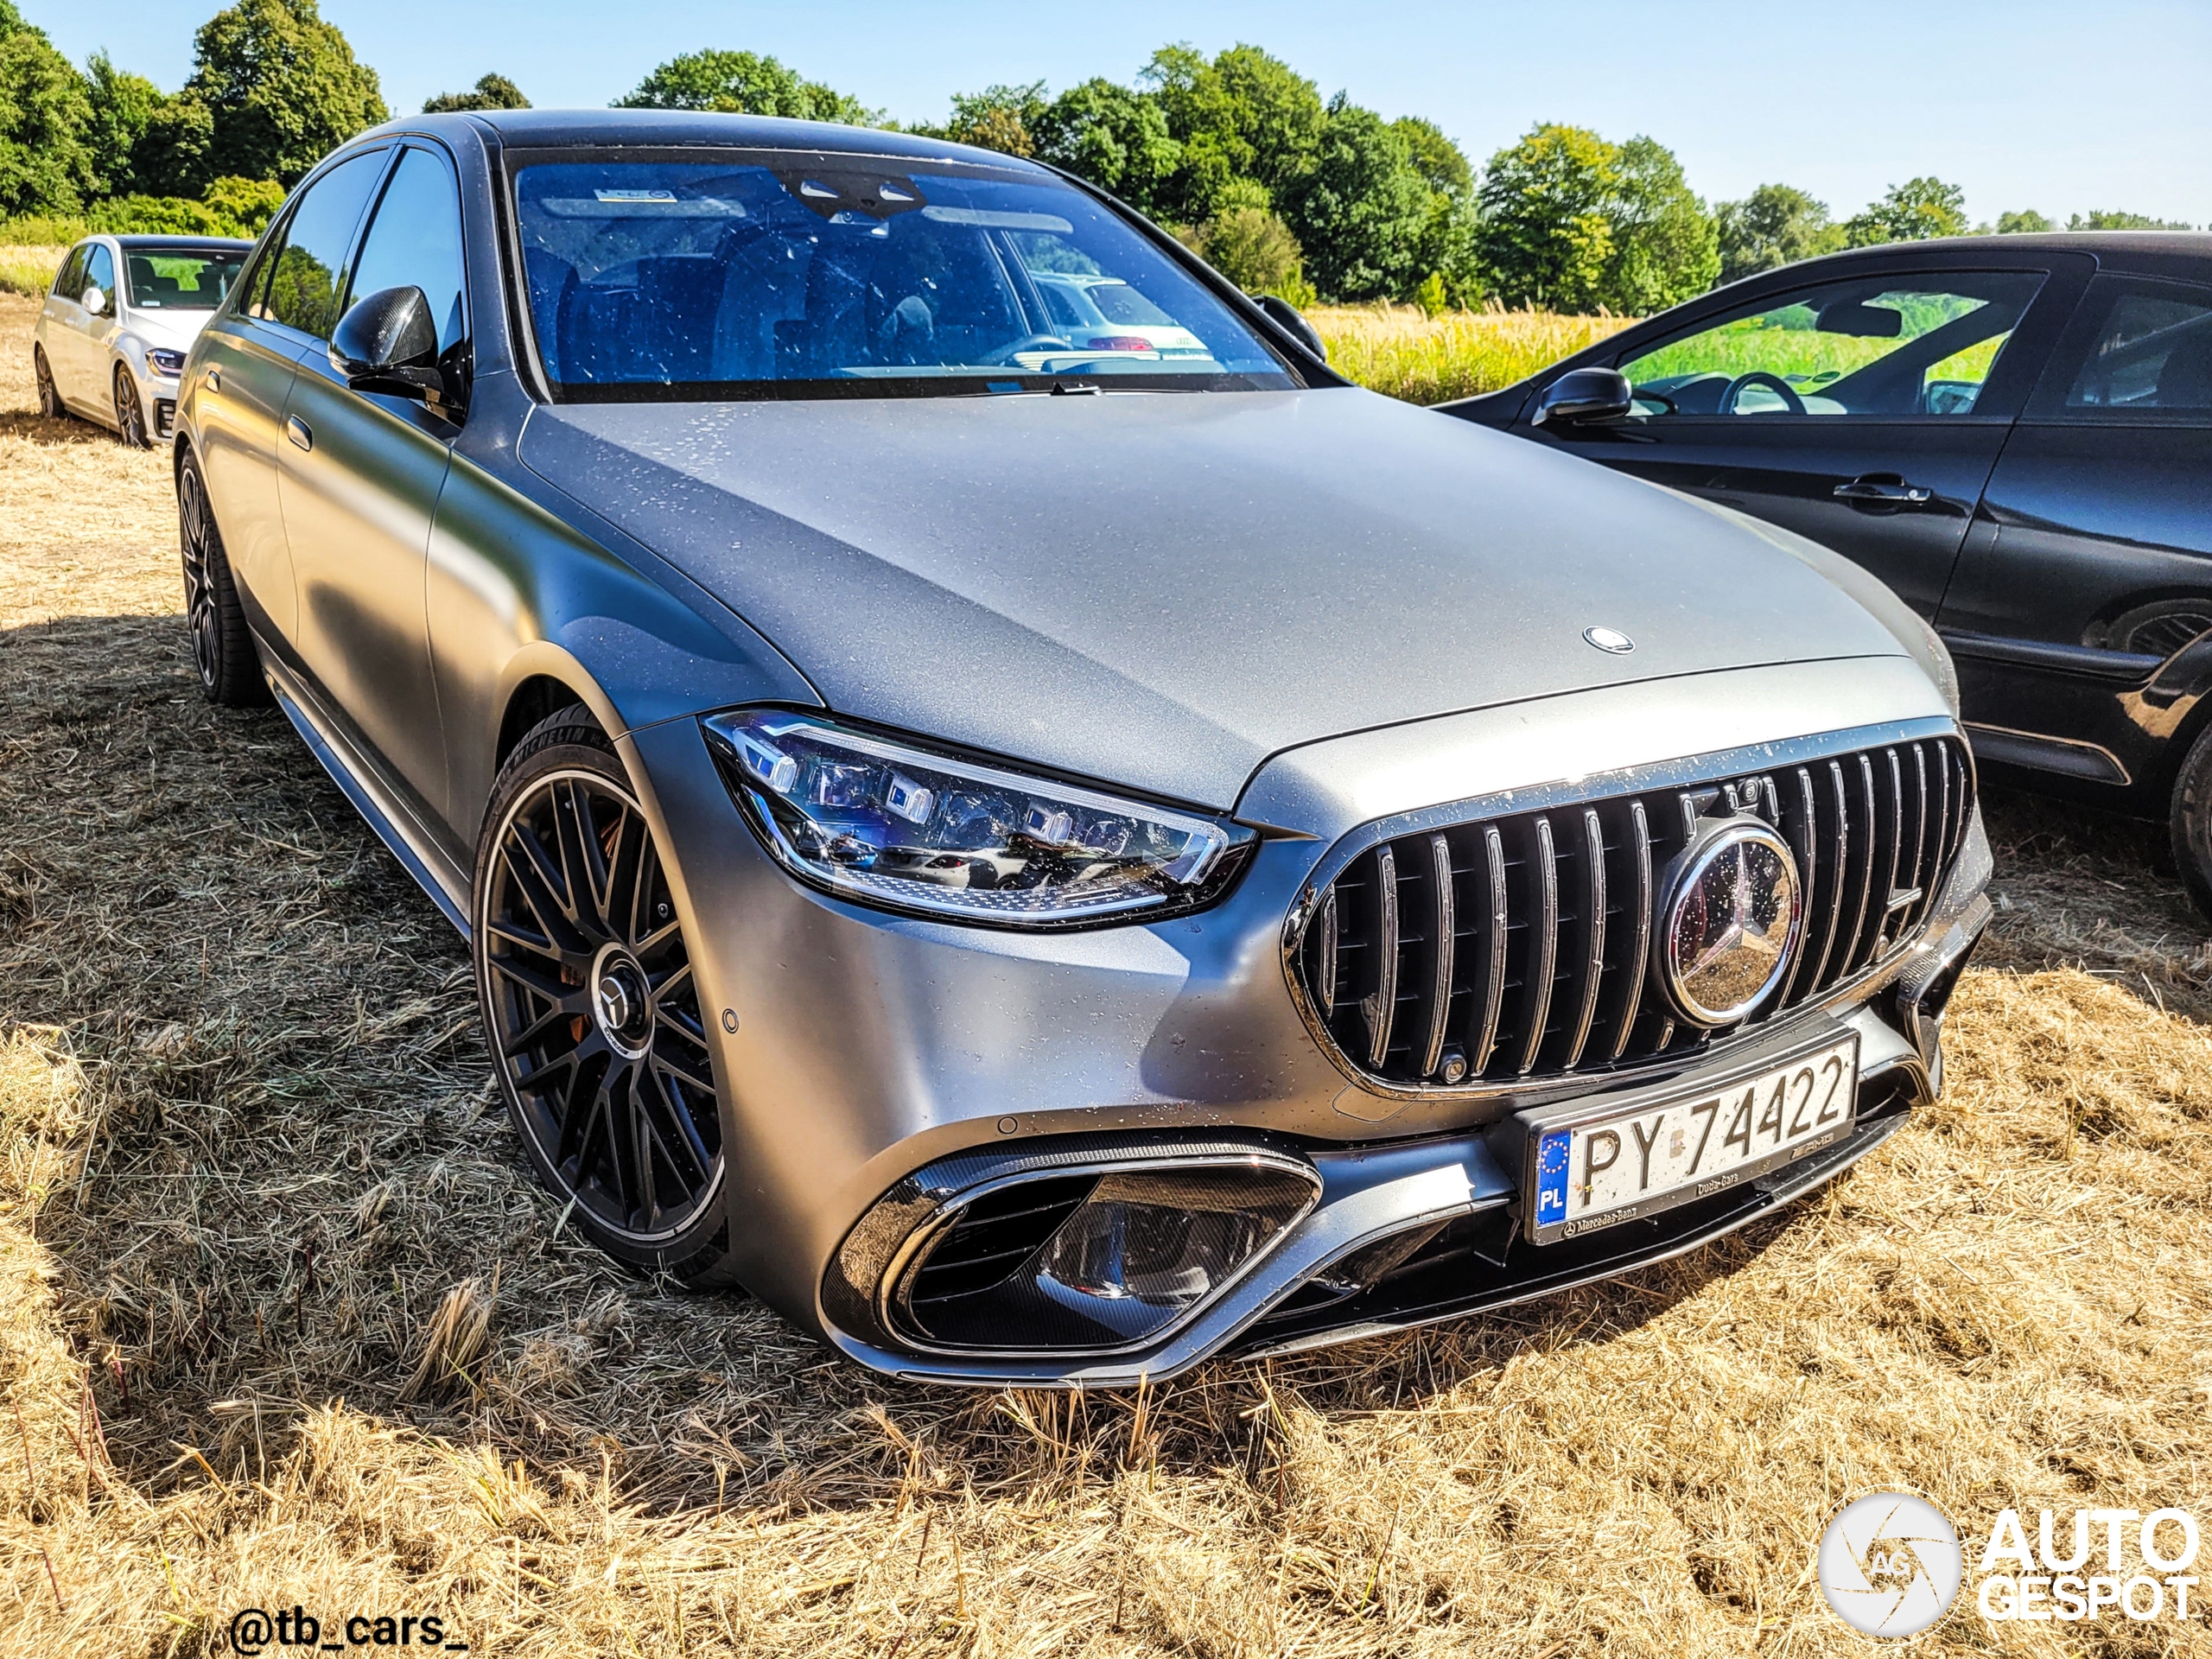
[1715,231,2212,295]
[110,235,255,251]
[373,106,1046,175]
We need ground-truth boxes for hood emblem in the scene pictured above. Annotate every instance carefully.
[1583,626,1635,653]
[1657,820,1803,1026]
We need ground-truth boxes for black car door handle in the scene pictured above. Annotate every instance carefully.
[286,415,313,453]
[1833,477,1932,504]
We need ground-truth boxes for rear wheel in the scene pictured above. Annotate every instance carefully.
[32,347,63,419]
[2171,721,2212,921]
[114,365,149,448]
[474,709,737,1283]
[177,449,269,707]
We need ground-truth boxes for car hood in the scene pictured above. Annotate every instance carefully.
[520,387,1910,811]
[122,308,215,350]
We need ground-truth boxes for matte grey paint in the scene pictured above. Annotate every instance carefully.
[172,107,1989,1382]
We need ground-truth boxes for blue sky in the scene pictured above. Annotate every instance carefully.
[29,0,2212,226]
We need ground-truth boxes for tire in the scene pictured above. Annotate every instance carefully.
[474,708,738,1284]
[177,448,270,707]
[114,365,149,448]
[32,346,65,420]
[2171,720,2212,921]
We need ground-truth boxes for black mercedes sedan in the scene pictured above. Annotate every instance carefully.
[1443,234,2212,917]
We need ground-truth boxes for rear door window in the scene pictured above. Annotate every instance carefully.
[2037,276,2212,417]
[1617,272,2045,416]
[252,149,391,340]
[53,245,86,301]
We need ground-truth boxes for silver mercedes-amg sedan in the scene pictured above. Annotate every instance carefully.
[172,109,1991,1385]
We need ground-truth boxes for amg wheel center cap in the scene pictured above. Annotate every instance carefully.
[1658,819,1803,1026]
[591,949,652,1057]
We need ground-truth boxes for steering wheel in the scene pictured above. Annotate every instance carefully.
[1717,371,1808,416]
[980,333,1074,366]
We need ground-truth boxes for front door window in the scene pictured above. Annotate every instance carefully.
[1618,273,2044,417]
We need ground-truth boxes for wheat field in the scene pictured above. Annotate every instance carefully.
[0,290,2209,1656]
[1307,304,1637,404]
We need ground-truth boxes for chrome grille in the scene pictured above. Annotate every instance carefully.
[1291,734,1973,1089]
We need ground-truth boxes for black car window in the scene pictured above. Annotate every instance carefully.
[53,245,86,301]
[83,243,117,302]
[346,145,467,355]
[251,149,390,340]
[1616,272,2045,417]
[2041,276,2212,417]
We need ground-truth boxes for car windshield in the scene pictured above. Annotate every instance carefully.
[124,249,247,311]
[511,155,1294,398]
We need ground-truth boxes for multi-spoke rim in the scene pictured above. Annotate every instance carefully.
[116,369,144,446]
[34,349,58,416]
[178,463,221,690]
[481,768,722,1243]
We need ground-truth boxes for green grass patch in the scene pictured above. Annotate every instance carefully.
[1310,304,1639,404]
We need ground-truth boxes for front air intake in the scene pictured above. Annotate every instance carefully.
[1290,734,1974,1090]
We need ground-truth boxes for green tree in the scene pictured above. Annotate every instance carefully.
[1390,116,1471,195]
[132,94,214,198]
[1598,136,1717,312]
[1180,204,1304,293]
[423,73,529,114]
[1991,207,2054,234]
[84,52,164,197]
[0,3,96,215]
[1714,183,1844,283]
[1031,79,1180,219]
[617,49,874,124]
[1281,98,1431,302]
[170,0,387,190]
[202,173,285,232]
[1476,124,1618,311]
[1142,42,1325,222]
[930,81,1046,156]
[2069,208,2196,231]
[1843,176,1967,246]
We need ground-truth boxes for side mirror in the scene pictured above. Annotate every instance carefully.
[81,286,107,315]
[329,285,442,399]
[1254,293,1326,362]
[1531,366,1634,427]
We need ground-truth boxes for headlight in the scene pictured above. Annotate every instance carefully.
[702,709,1252,927]
[144,348,186,377]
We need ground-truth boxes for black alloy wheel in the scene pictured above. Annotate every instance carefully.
[33,346,64,419]
[2171,721,2212,922]
[476,711,733,1275]
[114,365,149,448]
[176,449,269,707]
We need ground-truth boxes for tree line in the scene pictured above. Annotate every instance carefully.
[0,1,2196,310]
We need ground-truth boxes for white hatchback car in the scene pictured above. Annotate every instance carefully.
[33,235,252,445]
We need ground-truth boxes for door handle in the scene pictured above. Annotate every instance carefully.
[203,366,220,392]
[1833,477,1932,504]
[286,415,313,453]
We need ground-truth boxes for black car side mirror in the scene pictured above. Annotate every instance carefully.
[329,286,442,399]
[1531,366,1634,427]
[1254,293,1327,362]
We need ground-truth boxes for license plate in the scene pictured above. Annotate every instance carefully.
[1522,1033,1858,1243]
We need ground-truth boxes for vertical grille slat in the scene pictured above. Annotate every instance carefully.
[1560,809,1608,1070]
[1470,825,1509,1075]
[1516,817,1560,1077]
[1363,842,1400,1070]
[1607,799,1653,1062]
[1419,833,1456,1078]
[1295,734,1974,1089]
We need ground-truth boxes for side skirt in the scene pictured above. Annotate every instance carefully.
[263,655,474,939]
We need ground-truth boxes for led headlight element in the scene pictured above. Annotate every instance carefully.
[145,347,187,376]
[703,709,1252,927]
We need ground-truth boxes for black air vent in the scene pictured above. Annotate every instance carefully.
[904,1175,1098,1310]
[1294,736,1973,1089]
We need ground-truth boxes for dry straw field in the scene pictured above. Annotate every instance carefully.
[0,289,2209,1657]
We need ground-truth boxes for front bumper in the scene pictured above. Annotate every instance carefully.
[621,656,1990,1384]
